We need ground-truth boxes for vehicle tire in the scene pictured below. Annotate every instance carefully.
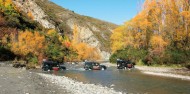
[60,68,65,71]
[60,66,66,70]
[101,67,105,70]
[84,67,89,70]
[124,67,127,70]
[42,67,49,71]
[101,66,106,70]
[42,68,45,71]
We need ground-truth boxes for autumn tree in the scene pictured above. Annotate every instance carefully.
[75,43,100,61]
[110,0,190,65]
[72,24,80,45]
[71,25,101,61]
[110,25,127,52]
[45,29,65,62]
[11,30,46,63]
[27,11,34,20]
[150,35,168,60]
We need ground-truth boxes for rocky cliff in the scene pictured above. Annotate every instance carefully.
[12,0,117,60]
[12,0,55,29]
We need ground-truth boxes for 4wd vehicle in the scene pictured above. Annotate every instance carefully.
[117,59,134,69]
[84,62,107,70]
[42,61,66,71]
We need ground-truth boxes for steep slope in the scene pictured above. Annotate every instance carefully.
[12,0,118,60]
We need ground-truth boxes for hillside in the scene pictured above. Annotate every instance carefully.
[12,0,118,59]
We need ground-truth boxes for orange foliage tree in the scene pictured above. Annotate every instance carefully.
[71,25,101,61]
[27,11,34,20]
[72,24,80,45]
[111,0,190,51]
[4,0,12,7]
[110,0,190,65]
[110,25,127,52]
[75,43,100,61]
[11,30,46,63]
[150,35,168,57]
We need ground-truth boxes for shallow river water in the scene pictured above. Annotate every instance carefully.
[44,63,190,94]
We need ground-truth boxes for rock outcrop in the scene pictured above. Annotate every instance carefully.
[12,0,55,29]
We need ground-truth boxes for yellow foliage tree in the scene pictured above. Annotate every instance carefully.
[27,11,34,20]
[11,30,46,61]
[47,29,57,36]
[0,0,13,8]
[150,35,168,50]
[63,37,71,48]
[0,0,3,5]
[72,24,80,46]
[181,11,190,49]
[75,43,100,61]
[110,0,190,65]
[149,35,168,61]
[1,34,8,46]
[111,0,190,52]
[71,25,101,61]
[110,25,127,52]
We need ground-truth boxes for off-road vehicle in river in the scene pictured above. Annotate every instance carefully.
[84,62,107,70]
[42,61,66,71]
[116,59,134,69]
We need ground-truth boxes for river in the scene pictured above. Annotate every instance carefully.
[44,63,190,94]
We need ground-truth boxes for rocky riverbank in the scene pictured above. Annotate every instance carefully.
[0,62,124,94]
[1,61,189,94]
[135,66,190,80]
[0,62,68,94]
[37,73,123,94]
[103,63,190,80]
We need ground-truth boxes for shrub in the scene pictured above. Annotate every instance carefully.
[0,46,16,61]
[109,49,128,63]
[6,15,20,27]
[109,47,147,64]
[164,50,187,64]
[136,59,145,66]
[28,56,38,65]
[186,64,190,69]
[45,43,64,62]
[148,48,190,66]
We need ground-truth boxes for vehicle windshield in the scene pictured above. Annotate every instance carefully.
[85,62,100,66]
[93,62,100,66]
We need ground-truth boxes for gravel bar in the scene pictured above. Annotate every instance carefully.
[37,73,124,94]
[135,66,190,81]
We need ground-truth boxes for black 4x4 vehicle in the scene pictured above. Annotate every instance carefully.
[117,59,134,69]
[84,62,107,70]
[42,61,66,71]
